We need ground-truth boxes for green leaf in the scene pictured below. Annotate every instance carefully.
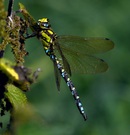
[5,84,27,111]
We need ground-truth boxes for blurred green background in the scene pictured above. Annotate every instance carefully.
[2,0,130,134]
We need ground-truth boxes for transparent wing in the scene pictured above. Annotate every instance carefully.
[55,42,71,76]
[54,36,113,74]
[61,51,108,74]
[56,36,114,55]
[54,45,108,74]
[53,60,61,91]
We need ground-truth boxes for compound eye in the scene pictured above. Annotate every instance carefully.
[42,22,49,28]
[38,18,51,28]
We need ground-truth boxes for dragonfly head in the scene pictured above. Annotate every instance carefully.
[37,18,51,29]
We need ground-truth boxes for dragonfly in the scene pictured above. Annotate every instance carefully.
[19,3,114,120]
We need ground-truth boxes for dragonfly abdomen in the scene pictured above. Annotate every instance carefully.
[50,54,87,120]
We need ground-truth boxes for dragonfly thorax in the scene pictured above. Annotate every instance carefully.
[37,18,57,43]
[37,18,57,56]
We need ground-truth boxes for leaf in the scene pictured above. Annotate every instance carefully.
[5,84,27,112]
